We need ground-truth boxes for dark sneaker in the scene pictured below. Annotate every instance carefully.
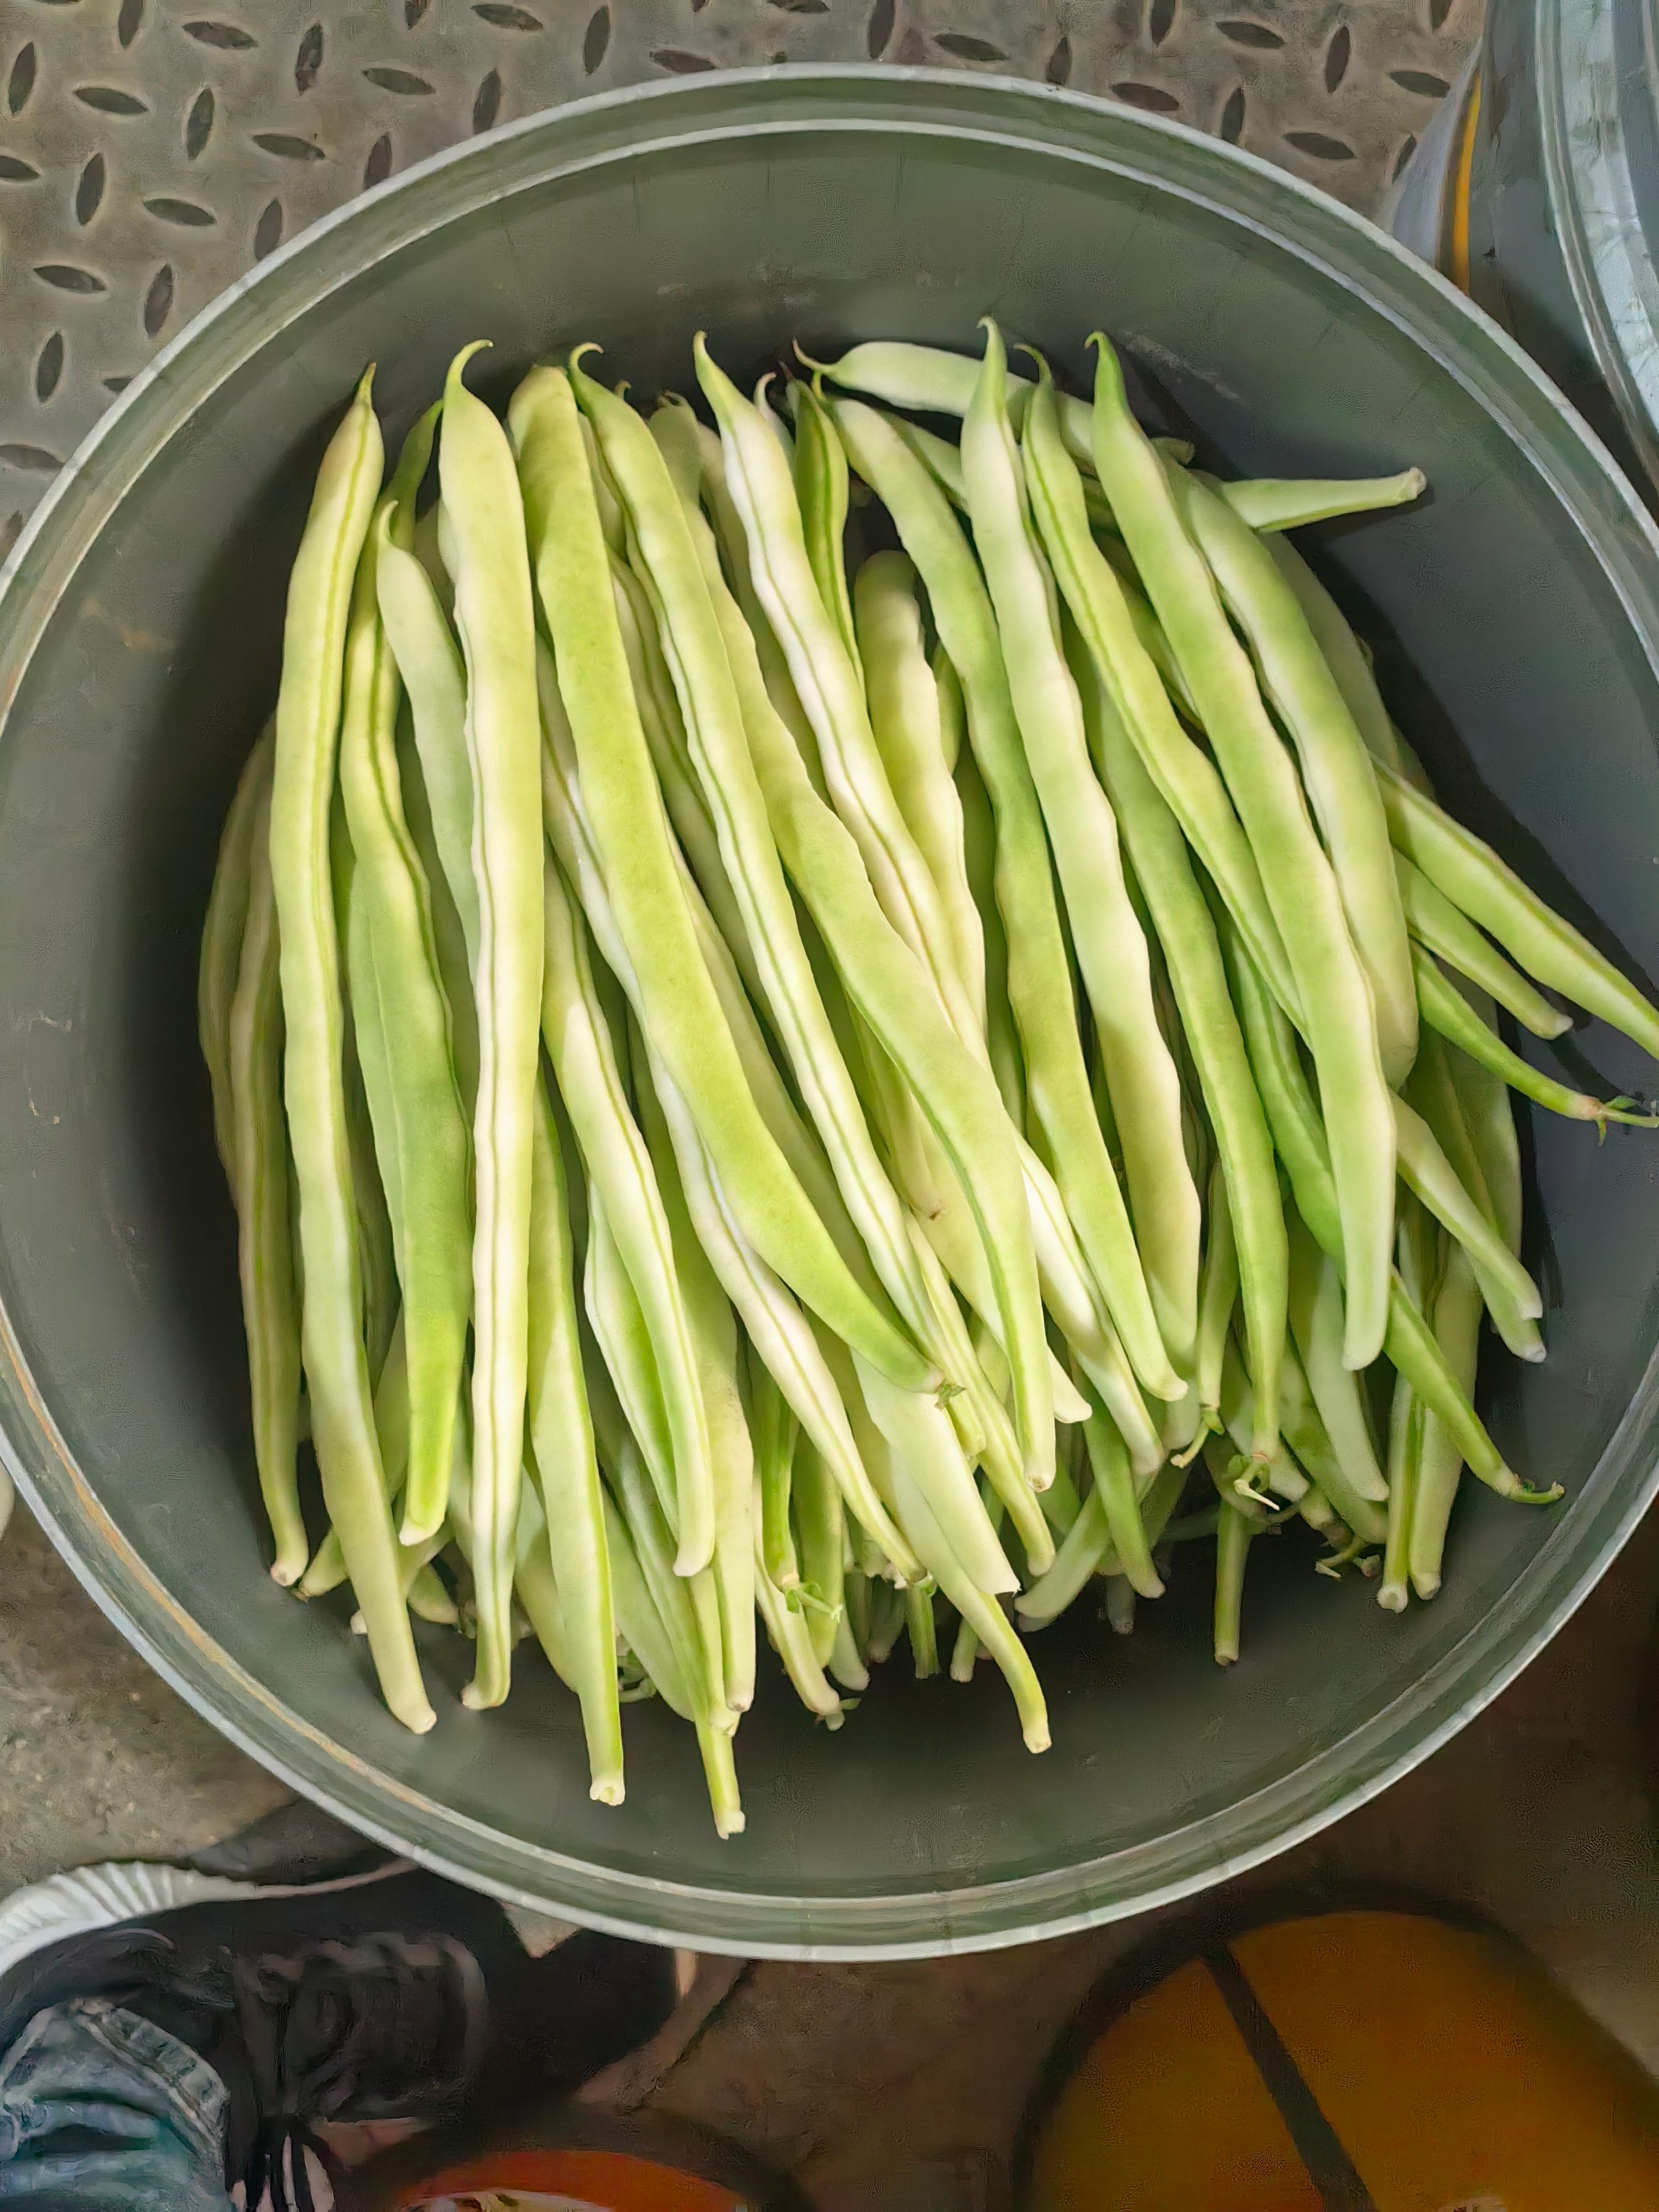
[0,1857,679,2211]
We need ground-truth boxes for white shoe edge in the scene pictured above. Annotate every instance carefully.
[0,1856,415,1986]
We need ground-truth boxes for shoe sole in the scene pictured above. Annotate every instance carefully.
[0,1856,415,1986]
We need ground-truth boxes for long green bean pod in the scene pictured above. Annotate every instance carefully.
[638,1043,923,1581]
[1081,1394,1162,1600]
[515,363,929,1395]
[228,786,306,1585]
[440,343,545,1712]
[829,392,1176,1402]
[1034,435,1297,1020]
[542,852,714,1574]
[1380,761,1659,1062]
[1180,473,1417,1087]
[855,551,987,1029]
[1406,1025,1496,1230]
[376,517,477,963]
[1408,1245,1484,1599]
[691,416,819,765]
[883,1438,1049,1750]
[201,727,274,1176]
[1219,469,1426,534]
[1092,335,1395,1370]
[952,704,1026,1125]
[589,380,947,1395]
[1077,634,1286,1463]
[538,640,877,1300]
[1229,930,1547,1499]
[792,380,863,681]
[614,1444,744,1836]
[1285,1213,1389,1504]
[1446,993,1525,1255]
[1277,1344,1389,1547]
[1261,535,1406,775]
[608,552,763,1009]
[1415,949,1657,1128]
[792,1437,846,1672]
[733,607,1057,1486]
[963,337,1198,1377]
[754,1510,844,1724]
[335,806,399,1387]
[1015,1486,1112,1627]
[526,1077,622,1801]
[338,467,471,1550]
[817,338,1095,468]
[1395,852,1571,1040]
[1391,1093,1543,1360]
[268,369,432,1735]
[749,1352,800,1594]
[536,675,917,1584]
[1192,1164,1239,1451]
[635,1058,756,1715]
[695,340,980,1048]
[583,1183,676,1527]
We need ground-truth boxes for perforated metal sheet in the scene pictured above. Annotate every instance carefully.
[0,0,1482,552]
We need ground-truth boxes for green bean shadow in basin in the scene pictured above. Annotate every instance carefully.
[2,66,1658,1958]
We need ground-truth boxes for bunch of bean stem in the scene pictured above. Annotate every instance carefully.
[199,325,1659,1834]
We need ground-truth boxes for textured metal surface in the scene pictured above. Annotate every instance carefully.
[0,0,1483,551]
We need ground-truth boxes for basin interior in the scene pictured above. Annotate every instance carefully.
[3,92,1658,1947]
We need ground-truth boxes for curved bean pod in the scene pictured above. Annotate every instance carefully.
[1392,1094,1544,1361]
[514,363,928,1394]
[829,392,1176,1401]
[1415,949,1658,1128]
[1396,852,1570,1040]
[695,340,980,1048]
[1073,597,1286,1464]
[1181,473,1417,1086]
[338,479,471,1549]
[1219,469,1426,534]
[543,851,714,1575]
[964,338,1198,1376]
[855,551,987,1030]
[1381,762,1659,1063]
[1091,331,1395,1370]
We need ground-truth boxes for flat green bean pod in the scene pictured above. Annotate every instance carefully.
[526,1076,622,1801]
[1395,852,1571,1040]
[338,461,471,1550]
[1091,331,1396,1371]
[516,360,931,1395]
[268,369,432,1735]
[1381,762,1659,1063]
[1219,469,1426,534]
[228,784,306,1586]
[964,333,1199,1379]
[201,727,274,1177]
[696,339,980,1050]
[1180,473,1417,1087]
[828,391,1175,1403]
[440,343,545,1713]
[542,851,714,1574]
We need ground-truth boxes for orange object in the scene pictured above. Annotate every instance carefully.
[1024,1905,1659,2212]
[385,2144,748,2212]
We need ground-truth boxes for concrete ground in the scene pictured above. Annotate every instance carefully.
[6,1488,1658,2199]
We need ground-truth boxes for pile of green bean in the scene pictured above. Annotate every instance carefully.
[200,326,1659,1833]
